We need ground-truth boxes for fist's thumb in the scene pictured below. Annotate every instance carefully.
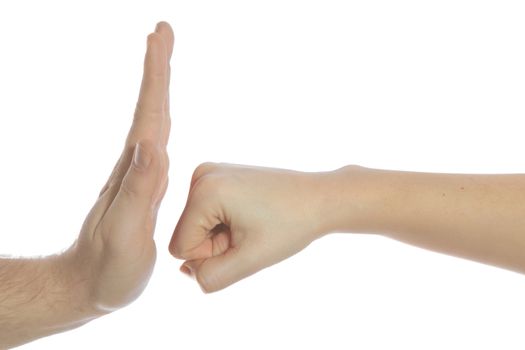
[182,246,256,293]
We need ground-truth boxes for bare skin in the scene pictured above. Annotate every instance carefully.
[0,22,173,349]
[170,163,525,293]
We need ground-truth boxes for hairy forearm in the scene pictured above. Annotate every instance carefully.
[324,165,525,273]
[0,253,99,348]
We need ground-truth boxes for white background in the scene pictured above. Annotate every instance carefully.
[1,0,525,349]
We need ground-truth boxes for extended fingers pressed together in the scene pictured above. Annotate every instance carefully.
[100,22,173,208]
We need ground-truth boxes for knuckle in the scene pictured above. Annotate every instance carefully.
[191,174,223,200]
[168,236,190,260]
[191,162,217,183]
[168,242,183,259]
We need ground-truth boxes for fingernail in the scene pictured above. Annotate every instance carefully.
[133,142,152,170]
[155,22,161,32]
[180,264,193,278]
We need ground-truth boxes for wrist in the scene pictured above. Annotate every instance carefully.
[313,165,388,235]
[53,246,109,325]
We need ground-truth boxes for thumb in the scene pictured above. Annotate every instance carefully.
[181,245,258,293]
[101,141,162,243]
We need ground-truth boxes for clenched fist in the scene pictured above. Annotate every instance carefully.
[169,163,345,293]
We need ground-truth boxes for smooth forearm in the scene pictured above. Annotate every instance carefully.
[323,165,525,273]
[0,253,100,348]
